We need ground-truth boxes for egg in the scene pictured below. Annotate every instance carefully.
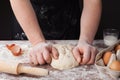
[109,60,120,71]
[115,44,120,52]
[103,51,112,65]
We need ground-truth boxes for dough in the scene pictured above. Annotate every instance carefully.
[50,44,79,70]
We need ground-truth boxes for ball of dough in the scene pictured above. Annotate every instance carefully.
[50,44,79,70]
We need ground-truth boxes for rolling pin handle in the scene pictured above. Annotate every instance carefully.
[17,64,49,76]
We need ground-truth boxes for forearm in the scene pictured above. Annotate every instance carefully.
[79,0,102,44]
[10,0,45,45]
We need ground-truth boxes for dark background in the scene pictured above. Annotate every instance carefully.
[0,0,120,40]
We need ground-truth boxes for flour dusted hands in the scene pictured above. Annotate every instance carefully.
[29,42,59,65]
[73,40,98,65]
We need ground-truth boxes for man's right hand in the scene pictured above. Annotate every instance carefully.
[29,42,59,65]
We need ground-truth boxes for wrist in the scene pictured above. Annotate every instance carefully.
[31,39,46,46]
[79,37,93,45]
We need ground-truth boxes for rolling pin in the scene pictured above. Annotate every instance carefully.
[0,59,48,76]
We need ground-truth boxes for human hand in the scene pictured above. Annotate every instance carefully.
[29,42,59,65]
[72,40,98,65]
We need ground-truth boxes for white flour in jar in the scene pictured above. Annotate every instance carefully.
[104,35,118,46]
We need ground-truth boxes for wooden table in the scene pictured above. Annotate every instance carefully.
[0,40,111,80]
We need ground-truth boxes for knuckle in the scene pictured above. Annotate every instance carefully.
[73,47,78,52]
[92,47,96,51]
[45,55,51,61]
[37,55,45,65]
[72,49,76,54]
[39,60,45,65]
[83,59,89,64]
[89,60,94,65]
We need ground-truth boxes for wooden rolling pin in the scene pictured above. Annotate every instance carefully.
[0,59,48,76]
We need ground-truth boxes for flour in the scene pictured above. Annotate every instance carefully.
[104,35,118,46]
[0,41,114,80]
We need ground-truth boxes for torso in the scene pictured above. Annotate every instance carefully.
[13,0,83,40]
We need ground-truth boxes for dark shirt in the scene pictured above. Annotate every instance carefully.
[12,0,83,40]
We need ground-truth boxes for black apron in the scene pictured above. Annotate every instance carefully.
[12,0,83,40]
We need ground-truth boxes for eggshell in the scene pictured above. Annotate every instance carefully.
[6,44,15,50]
[6,44,22,56]
[107,54,116,67]
[116,50,120,61]
[103,51,112,65]
[115,44,120,52]
[10,45,22,56]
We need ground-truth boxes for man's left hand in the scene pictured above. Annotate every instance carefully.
[72,40,98,65]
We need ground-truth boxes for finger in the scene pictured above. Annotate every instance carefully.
[29,52,38,66]
[87,48,97,64]
[72,47,81,64]
[43,49,52,64]
[81,48,91,65]
[52,47,59,59]
[36,52,46,65]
